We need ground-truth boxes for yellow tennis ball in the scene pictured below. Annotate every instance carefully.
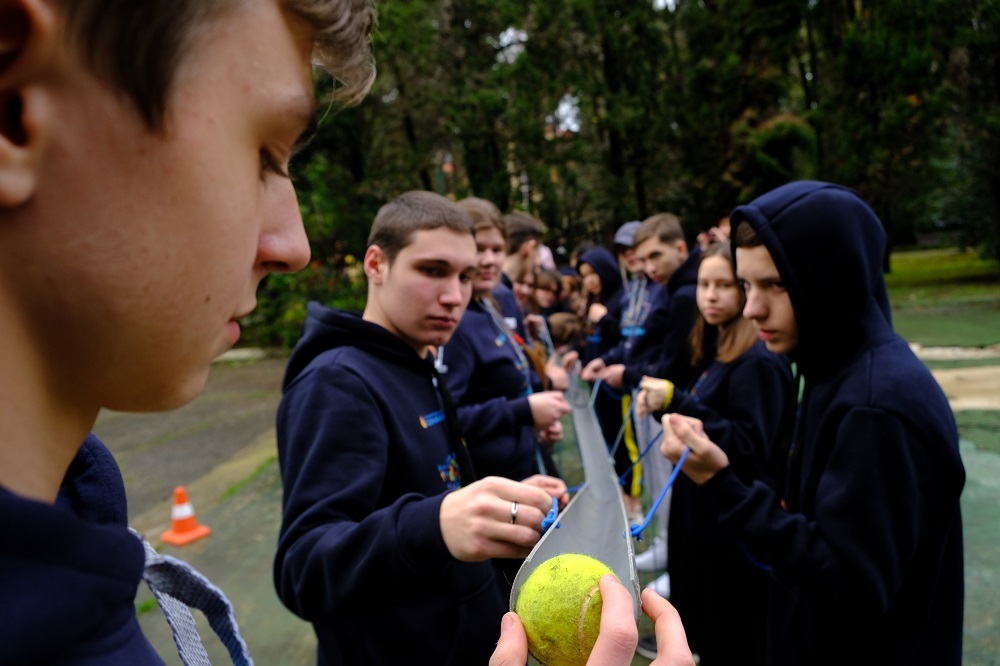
[514,553,615,666]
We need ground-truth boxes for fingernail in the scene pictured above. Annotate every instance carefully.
[500,612,516,634]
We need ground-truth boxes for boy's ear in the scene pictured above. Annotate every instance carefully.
[0,0,56,208]
[520,238,538,258]
[363,245,387,285]
[676,240,688,255]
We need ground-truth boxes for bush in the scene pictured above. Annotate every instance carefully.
[241,262,366,350]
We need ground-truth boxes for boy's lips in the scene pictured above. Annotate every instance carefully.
[225,319,241,345]
[428,316,457,328]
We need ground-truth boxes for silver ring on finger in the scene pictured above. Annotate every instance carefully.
[510,501,519,524]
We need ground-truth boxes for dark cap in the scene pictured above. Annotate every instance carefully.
[613,221,642,248]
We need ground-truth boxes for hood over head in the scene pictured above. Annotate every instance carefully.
[731,181,893,376]
[578,247,624,303]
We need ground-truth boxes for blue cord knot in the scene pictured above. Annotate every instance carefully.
[540,496,561,531]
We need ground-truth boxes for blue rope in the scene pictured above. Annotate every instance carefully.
[540,497,561,531]
[629,447,690,540]
[617,428,663,487]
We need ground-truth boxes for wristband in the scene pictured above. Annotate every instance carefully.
[661,380,675,410]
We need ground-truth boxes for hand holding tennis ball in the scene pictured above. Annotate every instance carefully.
[513,553,617,666]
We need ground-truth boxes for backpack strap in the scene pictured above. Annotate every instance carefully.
[132,529,253,666]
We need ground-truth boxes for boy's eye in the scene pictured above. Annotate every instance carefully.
[260,149,290,180]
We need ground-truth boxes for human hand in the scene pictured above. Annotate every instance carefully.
[439,477,556,561]
[587,302,608,323]
[636,376,673,417]
[581,358,606,382]
[535,420,564,446]
[519,473,568,508]
[490,575,636,666]
[660,413,729,485]
[561,350,580,371]
[640,588,697,665]
[598,363,625,389]
[528,391,571,428]
[524,314,544,341]
[545,355,570,391]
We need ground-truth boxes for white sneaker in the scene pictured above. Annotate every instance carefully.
[634,537,667,572]
[645,572,671,599]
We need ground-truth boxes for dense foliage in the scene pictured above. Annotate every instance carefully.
[246,0,1000,348]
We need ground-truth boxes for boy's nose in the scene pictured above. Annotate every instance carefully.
[742,291,765,320]
[440,278,465,305]
[259,191,311,273]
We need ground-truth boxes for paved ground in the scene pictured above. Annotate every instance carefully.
[96,352,1000,665]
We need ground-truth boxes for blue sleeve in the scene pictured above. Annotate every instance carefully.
[703,408,942,622]
[623,289,697,388]
[274,364,451,621]
[440,331,534,442]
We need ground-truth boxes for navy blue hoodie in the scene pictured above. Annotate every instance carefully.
[274,304,504,666]
[703,181,965,664]
[578,247,624,362]
[619,246,702,389]
[601,275,661,366]
[1,435,164,665]
[438,296,537,481]
[664,342,794,664]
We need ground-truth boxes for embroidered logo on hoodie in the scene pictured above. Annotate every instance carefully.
[419,409,445,429]
[438,452,461,490]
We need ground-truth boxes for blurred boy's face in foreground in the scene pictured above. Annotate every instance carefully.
[2,0,314,416]
[736,245,799,354]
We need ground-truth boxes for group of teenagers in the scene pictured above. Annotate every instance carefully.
[274,183,966,666]
[0,1,965,665]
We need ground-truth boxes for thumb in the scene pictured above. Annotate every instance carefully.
[489,613,528,666]
[666,414,708,453]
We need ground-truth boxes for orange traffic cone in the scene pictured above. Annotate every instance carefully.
[161,486,212,546]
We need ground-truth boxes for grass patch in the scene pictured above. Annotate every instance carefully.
[923,358,1000,371]
[135,596,159,617]
[886,248,999,289]
[957,410,1000,456]
[887,249,1000,348]
[220,454,276,502]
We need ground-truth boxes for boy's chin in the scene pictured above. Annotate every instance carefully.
[106,367,212,414]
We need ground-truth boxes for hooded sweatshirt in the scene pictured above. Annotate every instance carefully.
[702,181,965,665]
[1,435,164,665]
[439,296,537,482]
[601,275,661,366]
[578,247,625,362]
[619,246,702,390]
[274,304,504,666]
[663,341,794,664]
